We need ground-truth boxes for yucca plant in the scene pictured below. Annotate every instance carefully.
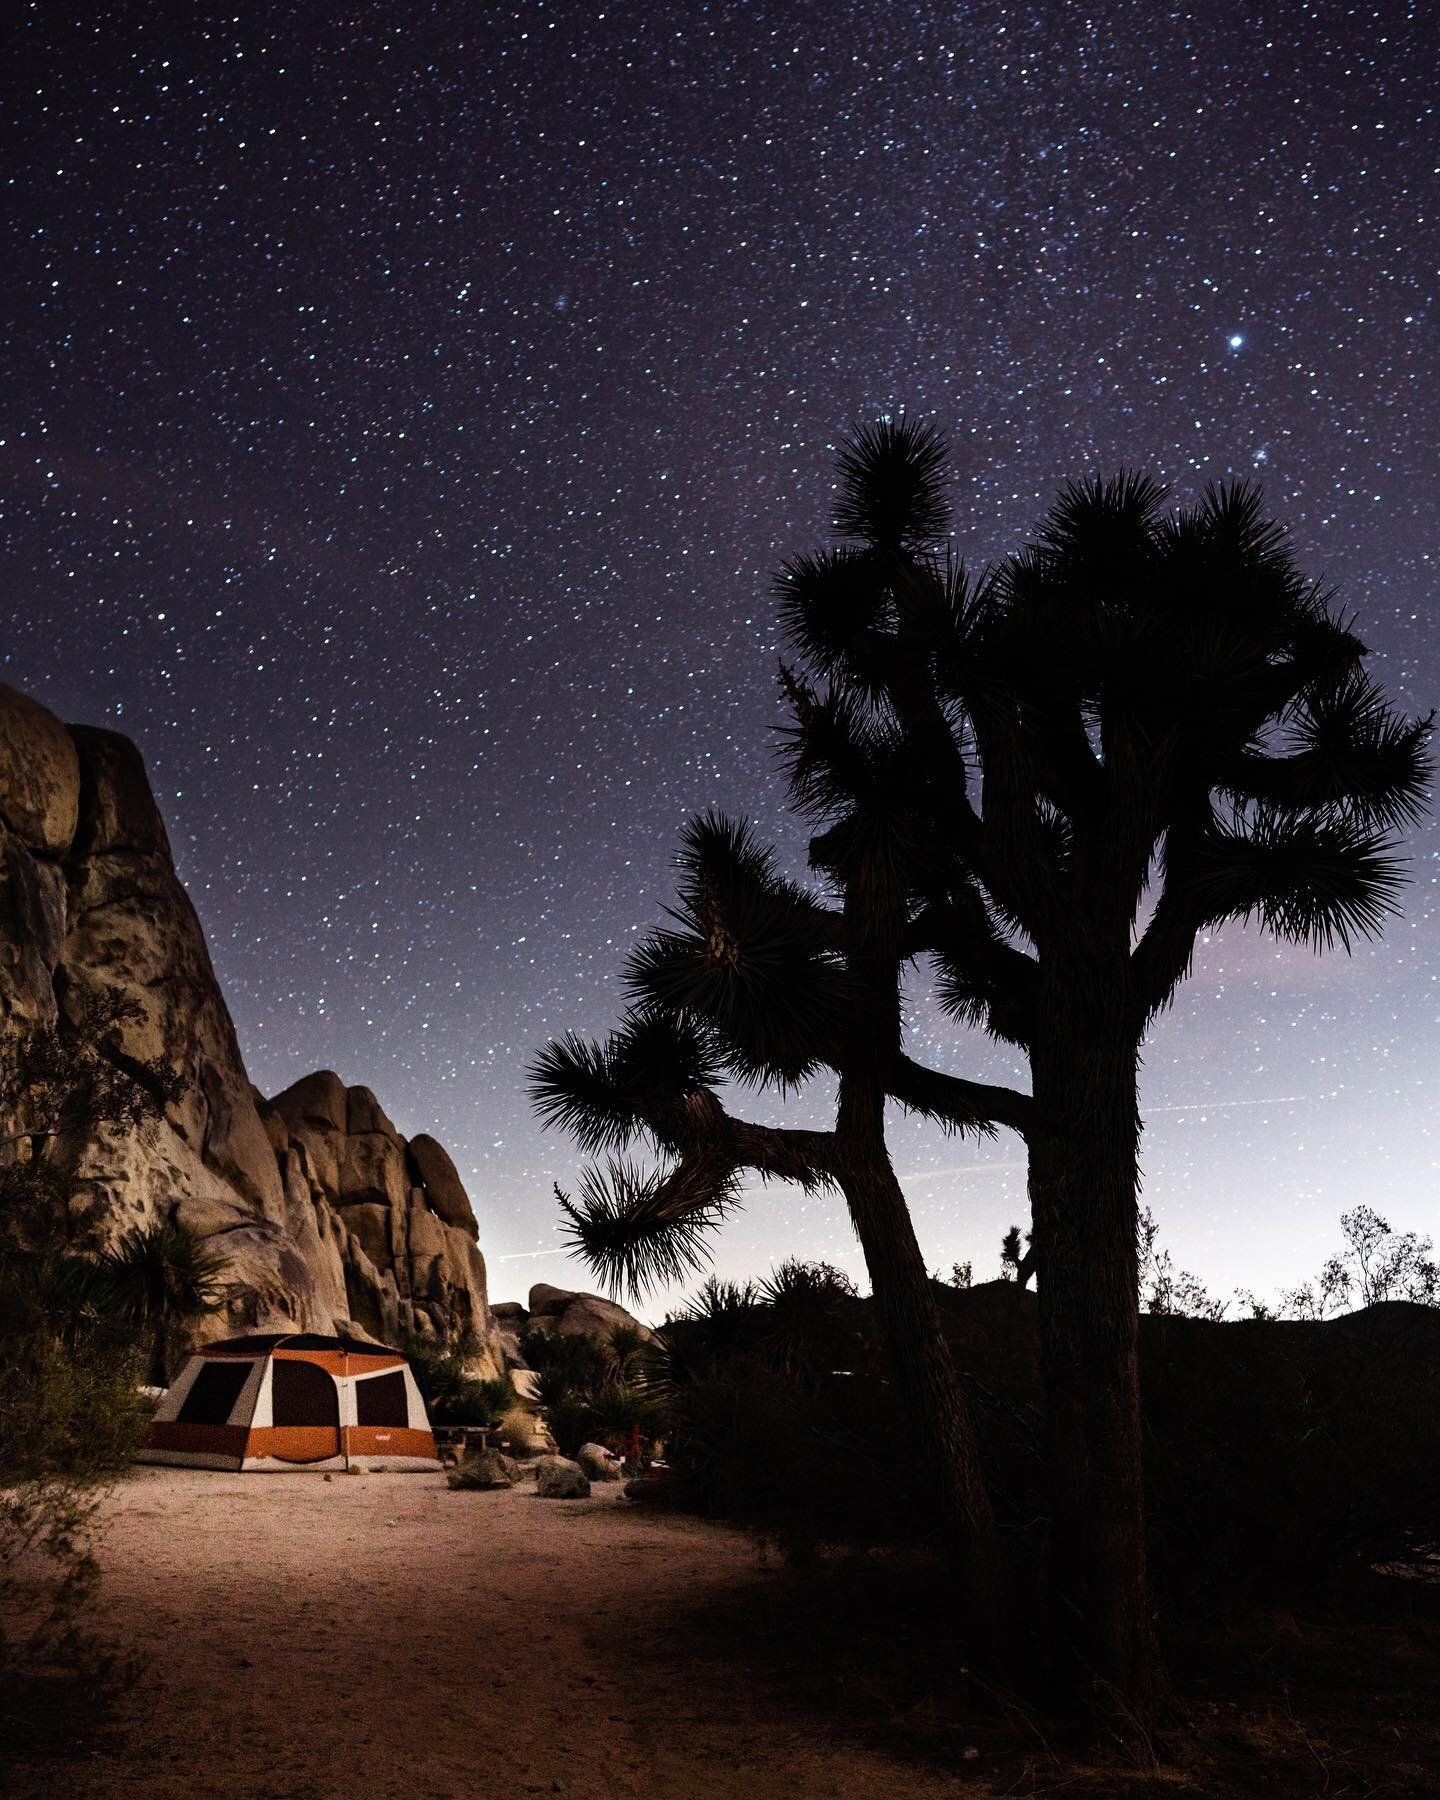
[98,1222,229,1386]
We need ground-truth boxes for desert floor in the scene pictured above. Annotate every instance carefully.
[8,1464,989,1799]
[12,1466,1438,1799]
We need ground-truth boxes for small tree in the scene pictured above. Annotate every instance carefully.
[1335,1204,1438,1307]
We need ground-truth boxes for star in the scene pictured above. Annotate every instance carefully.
[5,1,1434,1311]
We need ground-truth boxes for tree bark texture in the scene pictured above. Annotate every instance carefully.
[1028,970,1158,1732]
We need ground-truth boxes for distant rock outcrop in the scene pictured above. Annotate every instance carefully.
[493,1283,656,1367]
[0,681,503,1375]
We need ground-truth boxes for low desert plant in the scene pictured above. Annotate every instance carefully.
[0,993,182,1714]
[403,1332,515,1427]
[98,1221,229,1385]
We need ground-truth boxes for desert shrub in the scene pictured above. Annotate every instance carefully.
[657,1271,1440,1617]
[498,1405,548,1454]
[403,1333,514,1427]
[542,1395,597,1458]
[0,994,186,1717]
[97,1222,228,1385]
[522,1325,668,1457]
[653,1264,932,1554]
[0,1326,146,1484]
[1142,1301,1440,1611]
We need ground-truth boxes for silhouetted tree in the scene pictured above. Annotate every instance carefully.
[1269,1205,1438,1318]
[529,819,1014,1631]
[534,421,1428,1723]
[771,421,1429,1721]
[1000,1224,1036,1288]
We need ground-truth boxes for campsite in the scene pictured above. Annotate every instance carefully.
[6,4,1440,1794]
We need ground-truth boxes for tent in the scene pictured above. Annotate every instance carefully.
[141,1332,443,1472]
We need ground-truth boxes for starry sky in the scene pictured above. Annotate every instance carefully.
[4,1,1437,1317]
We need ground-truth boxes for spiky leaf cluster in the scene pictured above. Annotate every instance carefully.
[627,814,846,1088]
[555,1160,738,1301]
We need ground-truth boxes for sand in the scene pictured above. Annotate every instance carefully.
[21,1465,975,1799]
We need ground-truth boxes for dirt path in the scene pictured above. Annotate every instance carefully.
[15,1465,976,1799]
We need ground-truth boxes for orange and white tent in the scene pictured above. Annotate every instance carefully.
[141,1332,442,1472]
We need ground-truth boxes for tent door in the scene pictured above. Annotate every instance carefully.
[268,1359,342,1463]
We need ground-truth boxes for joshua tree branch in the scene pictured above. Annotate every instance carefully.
[888,1054,1033,1140]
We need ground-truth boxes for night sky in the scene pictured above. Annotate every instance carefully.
[5,1,1437,1316]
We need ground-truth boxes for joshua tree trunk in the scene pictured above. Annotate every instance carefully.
[836,876,1003,1642]
[1028,970,1158,1733]
[837,1078,998,1571]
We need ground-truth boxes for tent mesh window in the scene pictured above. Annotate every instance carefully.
[177,1360,253,1426]
[270,1358,340,1427]
[356,1370,408,1427]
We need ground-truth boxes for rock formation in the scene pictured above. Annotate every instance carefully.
[492,1283,656,1367]
[0,682,503,1375]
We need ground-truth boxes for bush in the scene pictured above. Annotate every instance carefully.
[0,1327,147,1485]
[543,1396,596,1458]
[519,1324,669,1459]
[403,1334,515,1427]
[1142,1301,1440,1610]
[498,1406,548,1455]
[658,1274,1440,1618]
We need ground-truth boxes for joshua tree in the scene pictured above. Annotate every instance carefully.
[530,821,1016,1630]
[534,421,1428,1719]
[1000,1225,1035,1288]
[771,422,1430,1718]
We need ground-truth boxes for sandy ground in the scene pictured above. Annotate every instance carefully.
[13,1465,979,1800]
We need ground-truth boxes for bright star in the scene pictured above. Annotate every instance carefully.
[1228,333,1244,348]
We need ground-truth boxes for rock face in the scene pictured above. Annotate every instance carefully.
[495,1284,656,1367]
[0,682,503,1376]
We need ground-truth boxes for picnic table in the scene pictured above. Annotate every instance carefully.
[432,1425,500,1467]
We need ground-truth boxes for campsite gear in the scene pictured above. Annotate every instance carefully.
[140,1331,443,1471]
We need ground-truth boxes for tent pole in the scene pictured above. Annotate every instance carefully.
[341,1349,350,1472]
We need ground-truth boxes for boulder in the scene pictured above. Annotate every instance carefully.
[527,1283,572,1319]
[577,1442,622,1483]
[269,1069,349,1136]
[551,1292,655,1343]
[507,1284,656,1346]
[448,1450,515,1491]
[535,1456,591,1500]
[624,1474,676,1507]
